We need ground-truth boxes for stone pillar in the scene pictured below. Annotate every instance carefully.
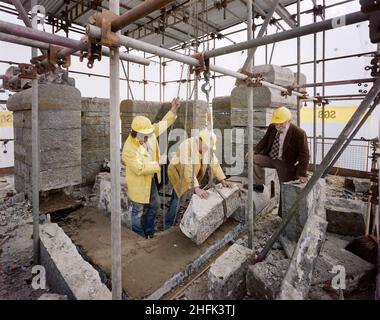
[81,98,110,185]
[7,84,81,198]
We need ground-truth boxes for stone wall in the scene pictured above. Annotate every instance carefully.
[7,84,81,197]
[81,98,110,185]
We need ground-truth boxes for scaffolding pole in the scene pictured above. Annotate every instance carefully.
[256,78,380,262]
[296,0,301,127]
[109,0,122,301]
[203,11,368,59]
[247,0,254,250]
[242,0,280,72]
[313,5,317,170]
[31,0,39,265]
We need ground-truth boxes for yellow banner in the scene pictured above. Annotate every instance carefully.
[0,111,13,127]
[300,106,363,123]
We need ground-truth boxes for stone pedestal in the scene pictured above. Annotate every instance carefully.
[7,84,81,197]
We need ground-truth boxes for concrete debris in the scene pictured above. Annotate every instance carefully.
[180,184,242,245]
[325,197,367,236]
[309,233,376,299]
[208,243,254,300]
[40,223,111,300]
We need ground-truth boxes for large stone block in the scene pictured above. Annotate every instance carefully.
[40,223,111,300]
[310,233,376,298]
[93,172,131,227]
[13,110,81,129]
[325,197,367,236]
[7,84,81,112]
[252,64,295,87]
[246,259,289,299]
[281,179,326,242]
[81,97,109,113]
[40,166,81,191]
[208,243,254,300]
[231,108,298,127]
[180,184,242,245]
[278,213,328,300]
[231,85,297,110]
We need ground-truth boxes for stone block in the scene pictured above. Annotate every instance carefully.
[38,293,68,300]
[344,177,370,193]
[246,259,289,299]
[231,108,298,127]
[281,179,326,242]
[310,233,376,298]
[13,110,81,129]
[252,64,295,87]
[40,223,111,300]
[208,243,254,300]
[325,197,367,236]
[231,85,297,110]
[293,72,307,87]
[180,184,242,245]
[278,213,328,300]
[81,97,109,113]
[7,84,81,112]
[93,172,131,227]
[40,166,81,191]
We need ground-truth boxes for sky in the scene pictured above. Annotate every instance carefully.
[0,0,379,168]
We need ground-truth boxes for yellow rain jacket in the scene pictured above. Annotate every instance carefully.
[122,110,176,204]
[168,137,226,198]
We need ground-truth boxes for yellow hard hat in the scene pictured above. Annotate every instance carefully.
[271,106,292,124]
[131,116,153,135]
[199,129,217,151]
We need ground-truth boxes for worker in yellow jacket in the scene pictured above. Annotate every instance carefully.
[122,97,181,238]
[165,129,234,229]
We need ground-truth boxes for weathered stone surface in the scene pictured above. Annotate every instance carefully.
[252,64,295,87]
[309,233,376,298]
[81,97,109,112]
[247,258,289,299]
[325,197,367,236]
[180,184,242,245]
[281,179,326,242]
[93,172,131,227]
[38,293,68,300]
[231,107,298,127]
[13,110,81,129]
[344,177,370,193]
[212,96,231,129]
[7,84,81,111]
[231,85,297,110]
[8,84,82,196]
[278,213,328,300]
[293,72,307,87]
[40,223,111,300]
[208,243,253,300]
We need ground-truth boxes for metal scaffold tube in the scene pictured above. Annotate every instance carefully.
[109,0,122,301]
[0,21,150,65]
[87,24,322,102]
[203,11,368,59]
[256,78,380,263]
[31,0,39,265]
[246,0,254,250]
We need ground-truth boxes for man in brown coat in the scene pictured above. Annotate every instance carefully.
[246,106,310,193]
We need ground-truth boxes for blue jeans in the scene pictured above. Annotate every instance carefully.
[131,180,160,237]
[164,190,180,230]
